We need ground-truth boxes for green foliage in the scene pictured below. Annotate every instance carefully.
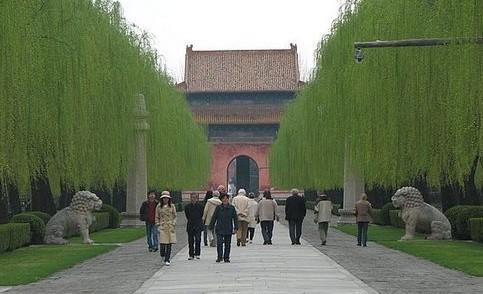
[90,212,111,232]
[271,0,483,190]
[389,210,404,228]
[99,204,120,228]
[10,213,45,244]
[27,211,52,225]
[445,206,483,239]
[371,208,385,225]
[379,203,396,225]
[0,0,209,199]
[275,199,286,206]
[0,223,31,253]
[175,202,184,212]
[469,218,483,243]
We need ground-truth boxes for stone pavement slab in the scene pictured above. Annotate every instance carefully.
[278,208,483,294]
[135,223,378,294]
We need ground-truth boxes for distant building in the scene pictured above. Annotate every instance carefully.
[177,44,302,194]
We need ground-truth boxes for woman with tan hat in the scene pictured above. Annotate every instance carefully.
[156,191,177,266]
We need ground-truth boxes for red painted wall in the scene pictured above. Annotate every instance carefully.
[209,143,271,191]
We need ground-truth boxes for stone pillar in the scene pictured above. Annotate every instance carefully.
[123,94,149,226]
[338,149,364,224]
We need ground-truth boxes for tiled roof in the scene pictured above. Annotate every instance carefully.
[191,104,284,124]
[183,44,300,93]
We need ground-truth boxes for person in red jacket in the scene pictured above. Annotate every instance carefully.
[139,190,159,252]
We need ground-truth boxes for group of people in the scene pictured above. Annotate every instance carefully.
[139,186,374,266]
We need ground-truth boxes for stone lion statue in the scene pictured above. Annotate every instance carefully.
[45,191,103,244]
[391,186,451,240]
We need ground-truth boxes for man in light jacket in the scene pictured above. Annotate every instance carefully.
[314,193,332,245]
[202,190,222,247]
[232,189,250,246]
[354,193,373,247]
[256,189,279,245]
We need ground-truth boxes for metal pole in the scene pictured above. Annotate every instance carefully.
[354,37,483,49]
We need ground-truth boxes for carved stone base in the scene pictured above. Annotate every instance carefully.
[120,213,145,227]
[337,208,356,224]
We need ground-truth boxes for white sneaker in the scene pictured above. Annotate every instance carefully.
[195,256,200,259]
[165,261,170,266]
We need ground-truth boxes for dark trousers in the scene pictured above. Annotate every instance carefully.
[260,221,274,243]
[160,243,172,262]
[216,234,232,261]
[203,225,208,245]
[288,219,303,244]
[188,229,202,257]
[247,227,255,240]
[357,222,369,246]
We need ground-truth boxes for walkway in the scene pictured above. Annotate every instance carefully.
[135,222,377,294]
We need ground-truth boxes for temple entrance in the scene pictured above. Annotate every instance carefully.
[227,155,259,196]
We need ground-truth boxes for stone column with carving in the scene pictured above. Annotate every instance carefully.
[124,94,149,226]
[338,145,365,224]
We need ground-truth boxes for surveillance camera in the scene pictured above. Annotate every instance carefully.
[354,47,364,64]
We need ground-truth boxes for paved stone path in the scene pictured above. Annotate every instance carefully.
[135,223,378,294]
[278,209,483,294]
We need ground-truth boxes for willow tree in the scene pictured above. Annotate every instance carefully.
[0,0,210,207]
[271,0,483,192]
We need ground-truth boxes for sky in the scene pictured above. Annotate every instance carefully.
[116,0,343,82]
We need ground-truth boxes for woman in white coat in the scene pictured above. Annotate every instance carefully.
[246,192,258,244]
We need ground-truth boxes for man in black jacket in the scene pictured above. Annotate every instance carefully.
[285,188,306,245]
[209,193,238,263]
[185,193,204,260]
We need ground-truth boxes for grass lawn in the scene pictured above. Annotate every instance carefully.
[0,227,145,286]
[336,224,483,277]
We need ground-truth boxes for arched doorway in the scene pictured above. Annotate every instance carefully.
[227,155,259,195]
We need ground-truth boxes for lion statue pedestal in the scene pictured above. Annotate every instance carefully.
[45,191,103,244]
[391,186,451,240]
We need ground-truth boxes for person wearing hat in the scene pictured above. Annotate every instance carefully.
[314,193,332,245]
[285,188,306,245]
[155,191,177,266]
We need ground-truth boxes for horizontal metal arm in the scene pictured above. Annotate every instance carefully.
[354,37,483,48]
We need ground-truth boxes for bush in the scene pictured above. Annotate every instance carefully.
[99,204,120,228]
[11,213,45,244]
[389,210,404,228]
[332,204,341,216]
[175,202,184,212]
[0,223,31,253]
[469,218,483,243]
[380,202,396,225]
[90,212,111,232]
[305,201,315,210]
[372,209,385,225]
[445,206,483,239]
[27,211,51,225]
[275,199,286,206]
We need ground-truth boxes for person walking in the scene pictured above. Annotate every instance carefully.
[202,190,213,246]
[139,190,159,252]
[209,193,238,263]
[285,188,306,245]
[256,190,279,245]
[314,193,332,245]
[231,188,250,246]
[185,192,204,260]
[246,192,258,244]
[354,193,373,247]
[203,190,222,247]
[156,191,177,266]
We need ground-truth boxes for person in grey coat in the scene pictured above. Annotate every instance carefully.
[354,193,373,247]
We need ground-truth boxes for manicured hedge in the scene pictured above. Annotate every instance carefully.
[389,210,404,228]
[306,201,315,210]
[332,204,341,216]
[175,202,184,212]
[99,204,121,228]
[275,199,286,206]
[10,213,45,244]
[469,218,483,243]
[371,209,385,225]
[90,212,111,232]
[445,206,483,239]
[27,211,52,225]
[379,202,396,225]
[0,223,31,253]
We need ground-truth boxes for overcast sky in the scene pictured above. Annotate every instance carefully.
[116,0,343,82]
